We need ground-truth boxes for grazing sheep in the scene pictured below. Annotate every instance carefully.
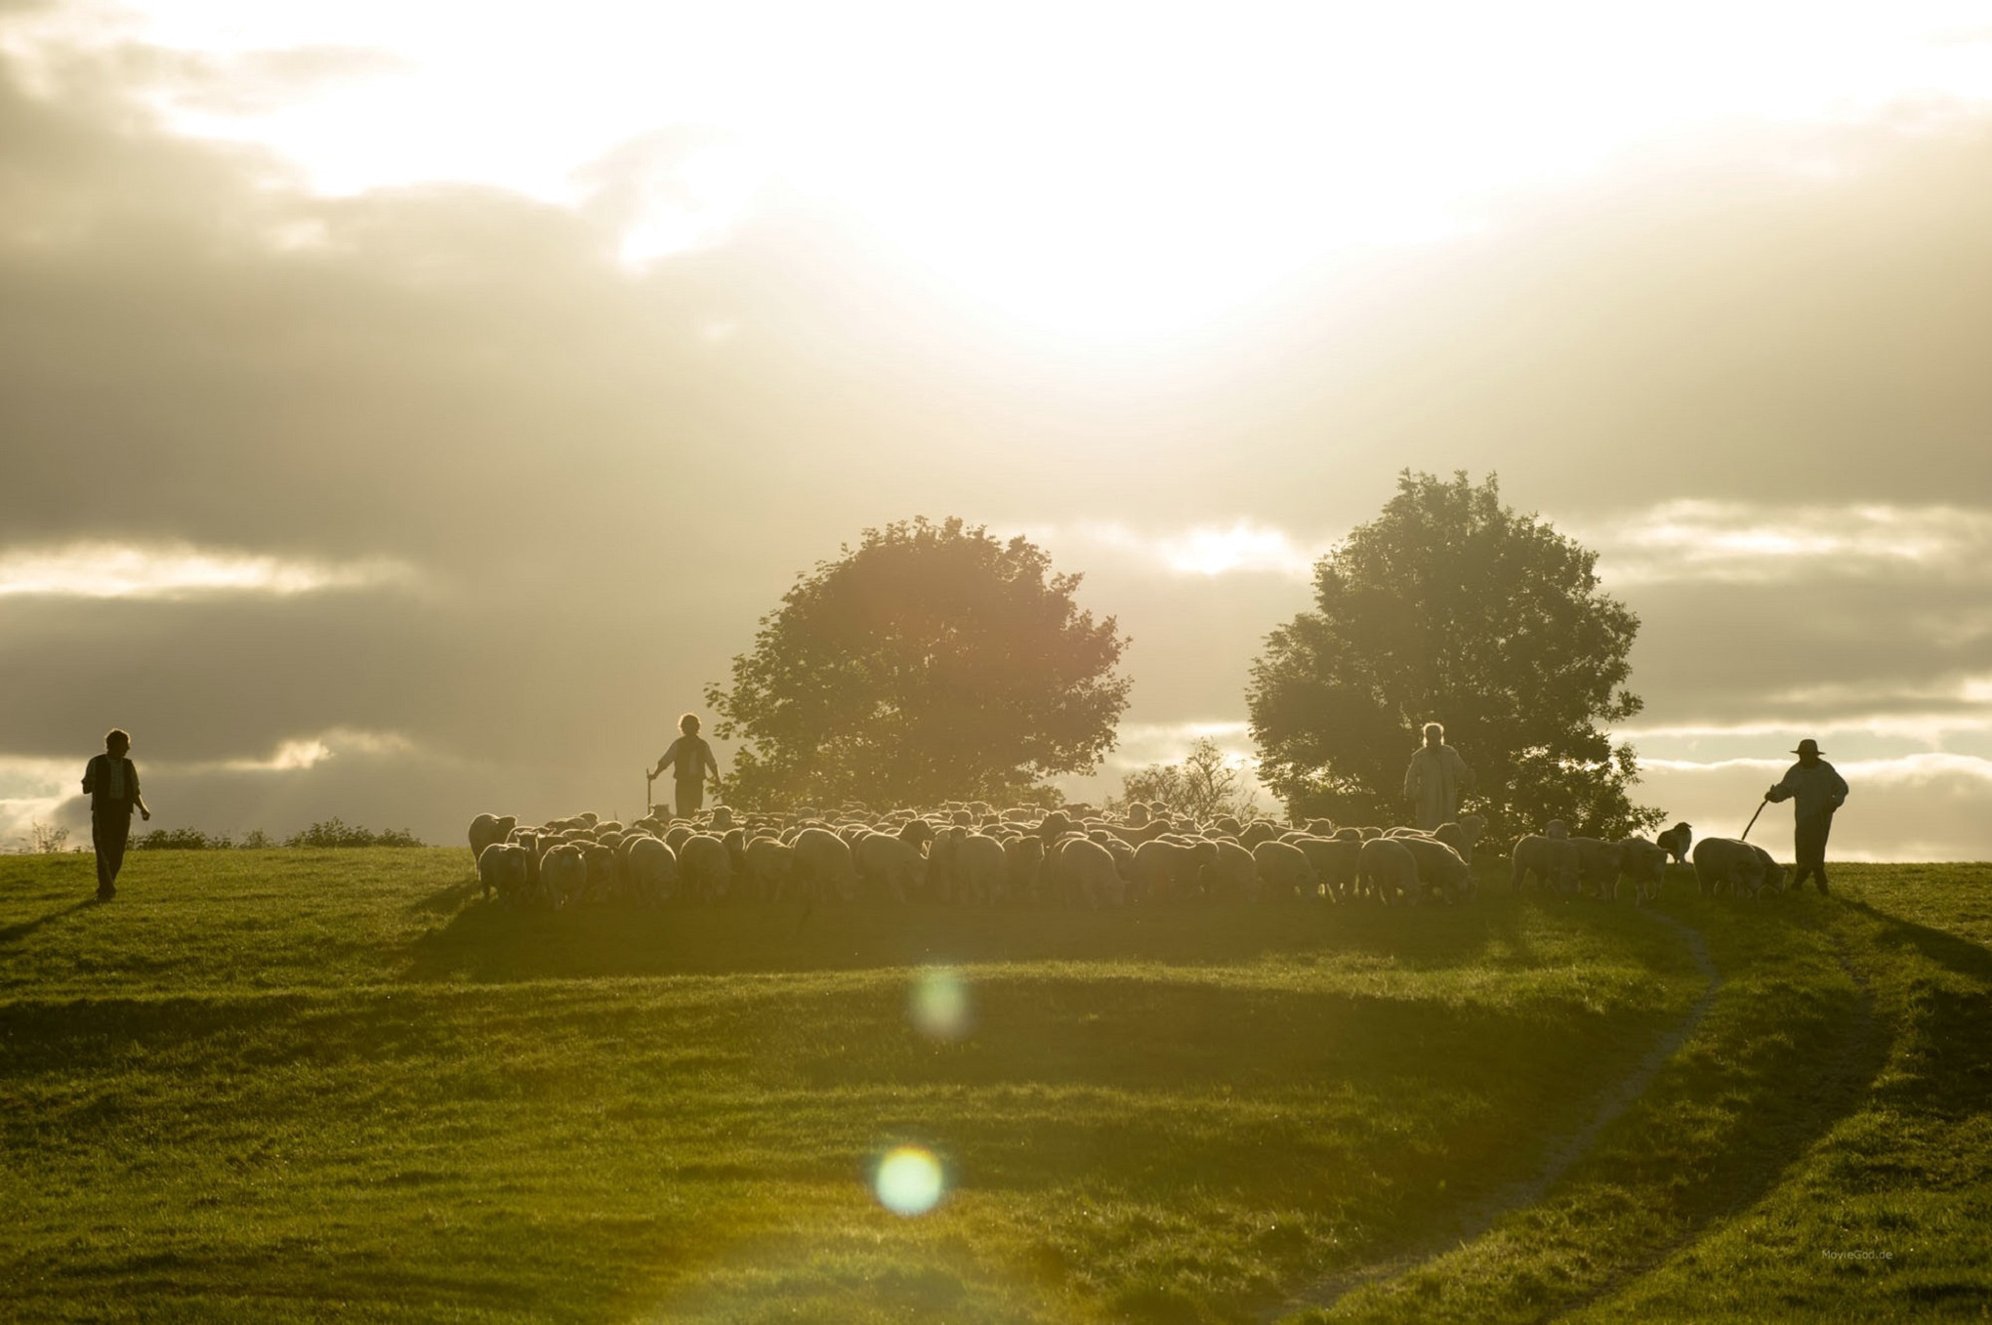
[1003,834,1045,902]
[1358,836,1421,905]
[739,835,791,903]
[1251,839,1317,901]
[854,829,924,903]
[476,841,529,903]
[579,842,620,903]
[1397,835,1473,903]
[1747,842,1787,896]
[924,827,964,902]
[623,836,679,904]
[1693,837,1767,898]
[787,827,859,903]
[1511,834,1579,896]
[1568,837,1624,898]
[1293,836,1363,901]
[1615,837,1669,905]
[539,843,588,908]
[1045,835,1122,908]
[1544,819,1570,840]
[677,833,733,902]
[1130,838,1215,903]
[1206,838,1260,902]
[955,832,1008,905]
[1656,822,1694,866]
[468,813,517,867]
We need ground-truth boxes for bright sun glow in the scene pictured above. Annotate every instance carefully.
[0,542,413,599]
[8,2,1992,339]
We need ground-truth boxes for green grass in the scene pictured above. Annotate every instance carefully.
[1,852,1986,1321]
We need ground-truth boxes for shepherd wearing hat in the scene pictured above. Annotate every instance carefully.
[1764,738,1848,895]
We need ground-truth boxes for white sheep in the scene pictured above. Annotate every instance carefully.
[1251,839,1317,901]
[468,813,517,868]
[1396,835,1473,903]
[622,836,679,905]
[539,843,588,909]
[1511,834,1579,896]
[677,834,732,902]
[1357,836,1420,905]
[1693,837,1766,898]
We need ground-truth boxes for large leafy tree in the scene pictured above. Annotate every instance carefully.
[706,517,1132,808]
[1247,471,1660,842]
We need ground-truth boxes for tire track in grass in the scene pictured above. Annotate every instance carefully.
[1267,909,1722,1321]
[1554,921,1884,1319]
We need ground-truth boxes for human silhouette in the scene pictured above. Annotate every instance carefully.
[1765,737,1847,895]
[651,713,722,820]
[81,728,150,900]
[1403,721,1473,831]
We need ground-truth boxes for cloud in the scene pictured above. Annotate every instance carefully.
[1630,751,1992,863]
[0,541,417,598]
[1579,500,1992,587]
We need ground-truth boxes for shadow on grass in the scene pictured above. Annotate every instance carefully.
[399,893,1565,985]
[0,898,99,947]
[405,876,481,917]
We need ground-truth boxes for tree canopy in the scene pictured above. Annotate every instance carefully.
[1110,737,1261,823]
[1247,471,1660,842]
[705,517,1132,808]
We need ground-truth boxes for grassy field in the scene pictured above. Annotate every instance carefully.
[1,850,1986,1322]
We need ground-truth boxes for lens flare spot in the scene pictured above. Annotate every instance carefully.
[909,966,972,1041]
[874,1146,945,1217]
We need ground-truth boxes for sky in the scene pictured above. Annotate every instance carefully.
[3,1,1991,859]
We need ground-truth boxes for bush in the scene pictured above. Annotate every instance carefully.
[283,818,423,848]
[134,827,233,850]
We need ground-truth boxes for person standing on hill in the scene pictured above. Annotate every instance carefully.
[1765,737,1848,895]
[82,728,150,901]
[651,713,722,820]
[1403,721,1473,831]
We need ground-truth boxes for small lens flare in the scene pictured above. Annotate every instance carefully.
[874,1146,946,1216]
[909,966,972,1041]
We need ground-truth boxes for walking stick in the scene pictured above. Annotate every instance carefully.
[1739,797,1769,841]
[645,768,655,816]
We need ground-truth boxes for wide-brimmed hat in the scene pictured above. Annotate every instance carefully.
[1791,738,1824,757]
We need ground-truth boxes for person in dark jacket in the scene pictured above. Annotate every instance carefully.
[650,714,722,820]
[1765,737,1847,895]
[82,728,150,900]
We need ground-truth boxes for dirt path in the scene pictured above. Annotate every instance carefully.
[1266,910,1722,1321]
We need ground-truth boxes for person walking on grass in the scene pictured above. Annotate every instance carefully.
[1403,721,1474,831]
[1765,737,1848,895]
[651,713,722,820]
[82,728,150,901]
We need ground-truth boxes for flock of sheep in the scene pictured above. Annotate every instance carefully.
[467,801,1786,910]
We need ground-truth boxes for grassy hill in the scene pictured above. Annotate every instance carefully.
[1,850,1987,1322]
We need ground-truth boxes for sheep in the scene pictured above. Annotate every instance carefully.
[1251,839,1317,901]
[1511,834,1579,896]
[1045,834,1122,907]
[1236,819,1286,849]
[1396,835,1473,903]
[954,832,1008,905]
[854,829,925,903]
[1003,834,1045,902]
[1130,838,1215,903]
[622,836,679,904]
[1615,837,1669,905]
[1693,837,1767,898]
[579,842,620,903]
[787,827,859,903]
[924,827,964,903]
[1656,822,1693,866]
[1747,842,1787,896]
[468,813,517,868]
[476,841,529,903]
[539,843,588,909]
[1433,814,1486,865]
[1568,837,1624,899]
[739,835,791,903]
[1358,836,1421,905]
[1293,836,1363,901]
[677,833,733,902]
[1206,838,1260,902]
